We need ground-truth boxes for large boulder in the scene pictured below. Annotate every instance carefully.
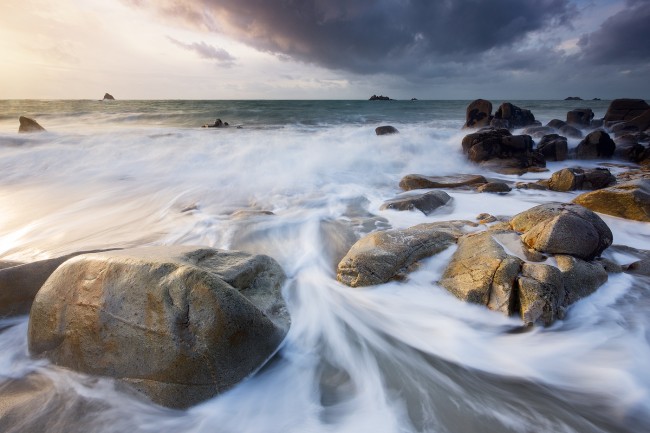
[609,109,650,135]
[0,250,117,317]
[603,98,649,123]
[573,179,650,222]
[380,190,452,215]
[28,246,289,409]
[464,99,493,129]
[493,102,537,129]
[18,116,45,133]
[566,109,594,128]
[337,221,468,287]
[575,131,616,159]
[399,174,487,191]
[510,202,613,259]
[536,134,568,161]
[547,167,615,192]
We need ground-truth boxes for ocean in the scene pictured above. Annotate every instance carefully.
[1,99,649,432]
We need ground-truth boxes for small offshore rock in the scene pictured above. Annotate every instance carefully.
[18,116,46,133]
[573,179,650,222]
[399,174,487,191]
[103,93,115,100]
[380,190,452,215]
[375,125,399,135]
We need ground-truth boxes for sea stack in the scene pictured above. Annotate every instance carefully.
[103,93,115,100]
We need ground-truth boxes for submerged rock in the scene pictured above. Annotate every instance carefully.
[18,116,45,133]
[573,179,650,222]
[380,190,452,215]
[399,174,487,191]
[28,246,289,409]
[375,125,399,135]
[337,221,470,287]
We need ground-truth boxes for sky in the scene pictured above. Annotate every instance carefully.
[1,0,649,99]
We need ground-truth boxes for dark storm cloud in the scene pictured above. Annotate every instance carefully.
[130,0,575,75]
[577,0,650,65]
[167,37,236,65]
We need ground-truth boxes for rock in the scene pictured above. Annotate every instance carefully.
[103,93,115,100]
[565,97,582,100]
[380,190,452,215]
[203,118,229,128]
[515,181,548,190]
[493,102,537,129]
[603,99,649,123]
[28,246,289,409]
[566,108,594,128]
[511,202,613,259]
[375,125,399,135]
[337,221,469,287]
[625,258,650,276]
[591,118,604,128]
[490,118,510,129]
[522,125,555,138]
[609,109,650,135]
[464,99,493,129]
[369,95,390,101]
[517,263,565,326]
[547,119,567,129]
[573,179,650,222]
[547,167,615,192]
[399,174,487,191]
[559,124,583,139]
[18,116,46,133]
[555,255,608,304]
[613,141,648,163]
[575,130,616,159]
[439,230,523,314]
[536,134,568,161]
[476,213,497,224]
[0,250,117,317]
[461,128,544,172]
[476,182,511,193]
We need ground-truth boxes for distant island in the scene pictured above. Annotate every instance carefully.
[564,96,582,100]
[369,94,391,101]
[103,93,115,100]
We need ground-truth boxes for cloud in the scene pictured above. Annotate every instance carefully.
[167,36,236,66]
[577,0,650,65]
[129,0,575,76]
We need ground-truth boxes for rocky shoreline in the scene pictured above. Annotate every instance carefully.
[2,98,650,411]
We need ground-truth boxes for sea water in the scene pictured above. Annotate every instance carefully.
[0,100,649,432]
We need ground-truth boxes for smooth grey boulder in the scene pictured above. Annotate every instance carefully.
[555,255,608,304]
[511,203,612,260]
[380,190,452,215]
[28,246,289,409]
[337,221,470,287]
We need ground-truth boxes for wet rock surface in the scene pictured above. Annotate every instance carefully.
[573,179,650,222]
[380,190,452,215]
